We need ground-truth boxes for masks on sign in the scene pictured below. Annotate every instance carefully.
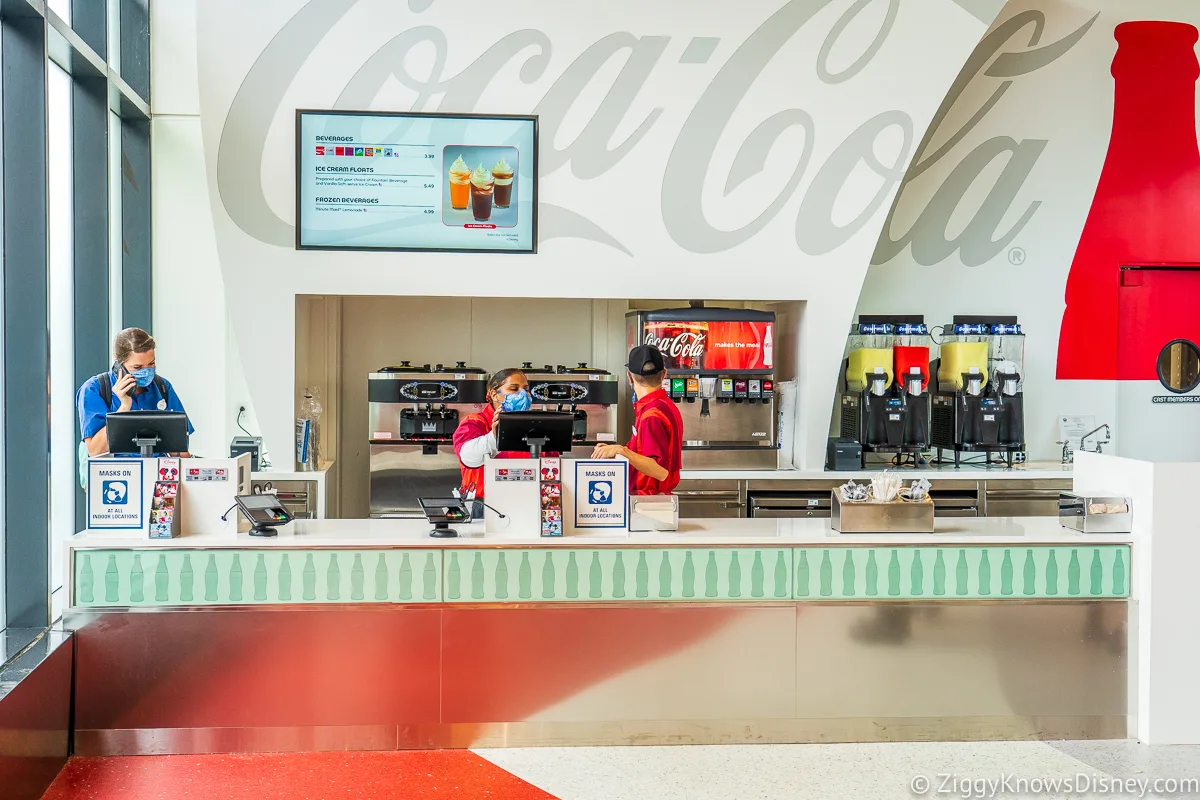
[130,367,156,388]
[501,389,532,413]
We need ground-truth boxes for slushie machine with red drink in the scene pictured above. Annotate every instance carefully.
[930,316,1026,467]
[626,308,777,470]
[838,316,931,467]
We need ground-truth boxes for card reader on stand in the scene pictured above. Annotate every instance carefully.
[233,494,293,537]
[419,497,472,538]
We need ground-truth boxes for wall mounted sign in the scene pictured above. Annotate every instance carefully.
[296,110,537,253]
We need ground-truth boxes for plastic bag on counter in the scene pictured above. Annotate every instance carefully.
[776,380,798,469]
[839,480,869,502]
[900,477,932,503]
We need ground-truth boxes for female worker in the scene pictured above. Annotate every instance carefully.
[453,367,532,500]
[77,327,194,457]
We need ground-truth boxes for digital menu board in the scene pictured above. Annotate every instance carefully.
[296,110,537,253]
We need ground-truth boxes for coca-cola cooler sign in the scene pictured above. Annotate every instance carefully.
[643,320,774,372]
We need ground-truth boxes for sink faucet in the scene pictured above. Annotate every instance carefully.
[1080,424,1112,454]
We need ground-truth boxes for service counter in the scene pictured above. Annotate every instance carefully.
[62,516,1132,755]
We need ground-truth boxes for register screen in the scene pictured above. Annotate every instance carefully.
[296,110,537,253]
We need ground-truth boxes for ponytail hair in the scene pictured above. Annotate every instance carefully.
[113,328,155,365]
[487,368,526,402]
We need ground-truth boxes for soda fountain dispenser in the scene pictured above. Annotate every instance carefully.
[931,316,1026,467]
[626,308,777,470]
[838,316,931,466]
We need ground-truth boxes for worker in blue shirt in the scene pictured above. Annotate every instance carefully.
[77,327,193,457]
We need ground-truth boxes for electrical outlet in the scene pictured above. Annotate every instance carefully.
[1013,451,1027,464]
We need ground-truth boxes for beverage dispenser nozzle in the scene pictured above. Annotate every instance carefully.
[699,377,717,418]
[964,369,984,397]
[905,368,926,397]
[868,372,889,397]
[996,371,1020,397]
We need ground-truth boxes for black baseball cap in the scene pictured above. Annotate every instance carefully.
[626,344,666,376]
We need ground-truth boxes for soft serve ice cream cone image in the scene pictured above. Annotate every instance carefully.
[491,157,515,208]
[469,162,494,221]
[447,155,471,210]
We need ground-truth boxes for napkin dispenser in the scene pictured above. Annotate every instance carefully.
[629,494,679,532]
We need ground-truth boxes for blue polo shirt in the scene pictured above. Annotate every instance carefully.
[76,371,194,441]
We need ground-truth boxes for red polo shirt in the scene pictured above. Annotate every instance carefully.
[627,388,684,495]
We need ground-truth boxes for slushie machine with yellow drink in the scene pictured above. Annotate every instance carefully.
[838,316,932,467]
[930,316,1026,467]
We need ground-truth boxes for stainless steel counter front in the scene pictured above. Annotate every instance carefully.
[62,517,1131,754]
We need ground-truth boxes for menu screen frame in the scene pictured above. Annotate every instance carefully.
[294,109,539,254]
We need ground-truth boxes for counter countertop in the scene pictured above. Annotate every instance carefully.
[679,462,1073,482]
[66,515,1127,549]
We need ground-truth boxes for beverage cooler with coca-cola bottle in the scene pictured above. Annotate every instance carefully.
[626,308,778,470]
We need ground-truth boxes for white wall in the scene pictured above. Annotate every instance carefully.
[152,0,264,460]
[168,0,994,474]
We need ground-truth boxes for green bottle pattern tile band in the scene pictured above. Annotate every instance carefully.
[73,550,443,607]
[439,548,793,603]
[792,546,1130,600]
[71,545,1130,607]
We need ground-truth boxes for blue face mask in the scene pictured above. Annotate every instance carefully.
[130,367,156,388]
[501,389,532,412]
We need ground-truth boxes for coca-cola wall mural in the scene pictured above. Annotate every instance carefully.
[858,0,1200,459]
[184,0,1001,471]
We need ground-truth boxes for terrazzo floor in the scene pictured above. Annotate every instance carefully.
[37,740,1200,799]
[479,740,1200,800]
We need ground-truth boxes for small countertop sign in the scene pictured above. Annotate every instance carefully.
[87,459,149,533]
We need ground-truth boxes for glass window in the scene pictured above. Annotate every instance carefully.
[47,0,70,24]
[108,0,121,72]
[109,109,123,336]
[48,63,74,619]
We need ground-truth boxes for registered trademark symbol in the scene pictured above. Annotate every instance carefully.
[1008,247,1026,265]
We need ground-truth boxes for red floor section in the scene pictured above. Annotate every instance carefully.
[41,751,559,800]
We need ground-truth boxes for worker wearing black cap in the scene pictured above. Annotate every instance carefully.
[592,344,684,495]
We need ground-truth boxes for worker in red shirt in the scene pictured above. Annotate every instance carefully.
[453,367,533,501]
[591,345,683,495]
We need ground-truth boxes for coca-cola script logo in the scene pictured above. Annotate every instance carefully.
[645,333,706,361]
[211,0,1096,262]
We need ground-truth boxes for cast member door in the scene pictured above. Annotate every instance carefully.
[1117,266,1200,461]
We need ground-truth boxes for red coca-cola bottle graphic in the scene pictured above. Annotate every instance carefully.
[1058,21,1200,379]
